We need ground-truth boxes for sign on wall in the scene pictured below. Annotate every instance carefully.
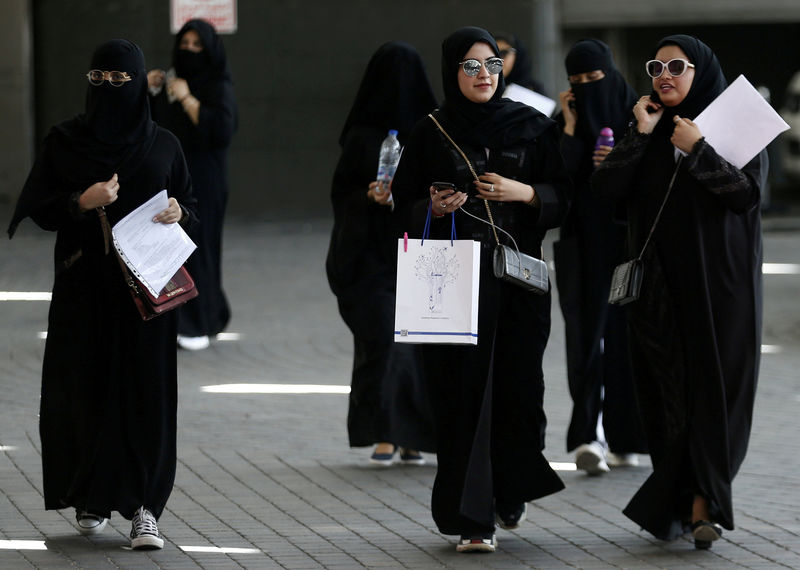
[170,0,237,34]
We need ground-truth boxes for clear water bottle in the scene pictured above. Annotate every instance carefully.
[376,129,401,193]
[595,127,614,149]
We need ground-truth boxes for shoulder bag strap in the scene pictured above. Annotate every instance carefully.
[635,155,683,261]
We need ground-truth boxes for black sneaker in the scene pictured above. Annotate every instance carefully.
[456,532,497,553]
[495,502,527,530]
[130,506,164,550]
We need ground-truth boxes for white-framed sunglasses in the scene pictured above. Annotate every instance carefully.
[458,57,504,77]
[645,58,695,79]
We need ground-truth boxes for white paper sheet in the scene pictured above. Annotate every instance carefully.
[689,74,790,169]
[112,190,196,297]
[503,83,558,116]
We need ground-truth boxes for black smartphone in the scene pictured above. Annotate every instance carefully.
[432,181,456,197]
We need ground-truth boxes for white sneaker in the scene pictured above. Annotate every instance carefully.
[177,335,210,351]
[607,452,639,468]
[130,506,164,550]
[75,510,107,535]
[456,533,497,553]
[575,441,610,475]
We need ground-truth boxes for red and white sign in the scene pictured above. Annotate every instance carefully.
[170,0,237,34]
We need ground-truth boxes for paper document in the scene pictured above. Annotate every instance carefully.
[112,190,196,297]
[688,75,790,169]
[503,83,557,116]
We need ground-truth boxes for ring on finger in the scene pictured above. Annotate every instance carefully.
[441,201,447,209]
[489,184,495,192]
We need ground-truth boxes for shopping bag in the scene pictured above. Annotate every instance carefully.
[394,209,480,344]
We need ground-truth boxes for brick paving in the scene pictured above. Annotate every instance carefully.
[1,210,799,569]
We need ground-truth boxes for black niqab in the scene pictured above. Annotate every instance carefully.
[493,32,536,90]
[9,39,156,238]
[438,27,553,148]
[339,41,437,146]
[173,19,233,90]
[649,35,727,136]
[565,39,638,145]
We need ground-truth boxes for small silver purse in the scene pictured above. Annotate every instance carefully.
[493,244,549,294]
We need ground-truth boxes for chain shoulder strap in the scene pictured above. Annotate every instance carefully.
[428,113,500,245]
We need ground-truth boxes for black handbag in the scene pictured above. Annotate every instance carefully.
[608,157,682,305]
[428,113,549,294]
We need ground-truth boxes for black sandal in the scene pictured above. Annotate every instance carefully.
[690,520,723,549]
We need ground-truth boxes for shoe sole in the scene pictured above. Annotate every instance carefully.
[369,458,394,466]
[131,535,164,550]
[400,457,426,466]
[692,525,722,542]
[456,539,496,553]
[77,518,107,536]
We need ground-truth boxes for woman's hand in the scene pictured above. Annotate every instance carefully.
[153,197,183,224]
[367,180,393,206]
[78,173,119,211]
[475,173,535,204]
[559,89,578,136]
[167,77,190,102]
[633,95,664,134]
[429,185,468,216]
[593,145,613,167]
[147,69,165,89]
[670,115,703,153]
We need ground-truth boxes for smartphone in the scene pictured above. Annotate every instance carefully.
[432,181,455,196]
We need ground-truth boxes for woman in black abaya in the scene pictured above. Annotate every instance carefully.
[8,39,196,550]
[553,39,647,474]
[148,18,237,350]
[593,35,765,549]
[391,27,569,553]
[326,41,437,464]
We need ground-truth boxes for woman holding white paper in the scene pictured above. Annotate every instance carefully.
[391,27,570,553]
[8,39,195,550]
[592,34,767,549]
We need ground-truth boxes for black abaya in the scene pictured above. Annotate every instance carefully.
[553,39,648,454]
[391,27,569,536]
[592,35,765,539]
[8,40,196,520]
[150,19,237,338]
[325,42,438,450]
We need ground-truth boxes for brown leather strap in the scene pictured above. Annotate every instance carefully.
[96,207,141,294]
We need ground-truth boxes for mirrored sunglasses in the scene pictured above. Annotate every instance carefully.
[86,69,132,87]
[459,57,504,77]
[645,58,695,79]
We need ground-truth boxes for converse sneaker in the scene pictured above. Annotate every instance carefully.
[456,532,497,553]
[575,441,610,475]
[130,506,164,550]
[75,510,107,535]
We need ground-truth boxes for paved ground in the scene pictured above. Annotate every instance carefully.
[1,207,799,569]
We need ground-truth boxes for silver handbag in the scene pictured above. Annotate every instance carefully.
[493,244,549,294]
[608,258,642,305]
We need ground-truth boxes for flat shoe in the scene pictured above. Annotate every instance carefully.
[691,520,722,549]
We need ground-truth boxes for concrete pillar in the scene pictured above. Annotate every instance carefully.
[0,0,33,205]
[530,0,561,99]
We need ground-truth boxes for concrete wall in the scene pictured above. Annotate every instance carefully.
[4,1,800,219]
[0,0,33,209]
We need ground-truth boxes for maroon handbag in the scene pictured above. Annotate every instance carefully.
[98,207,198,321]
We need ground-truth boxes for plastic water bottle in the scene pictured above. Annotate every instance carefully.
[595,127,614,149]
[376,129,401,193]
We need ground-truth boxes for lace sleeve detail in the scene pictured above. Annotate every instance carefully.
[685,138,751,194]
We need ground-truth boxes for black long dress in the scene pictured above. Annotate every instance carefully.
[592,35,766,540]
[326,41,437,450]
[553,39,647,454]
[8,40,196,521]
[392,27,570,536]
[150,19,237,338]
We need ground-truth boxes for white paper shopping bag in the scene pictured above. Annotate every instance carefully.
[394,235,480,345]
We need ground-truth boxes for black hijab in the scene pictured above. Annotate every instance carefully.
[173,19,233,91]
[438,27,553,148]
[9,39,157,237]
[339,41,437,146]
[565,39,638,146]
[649,35,727,136]
[493,31,536,90]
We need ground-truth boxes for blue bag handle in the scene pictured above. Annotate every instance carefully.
[421,201,456,246]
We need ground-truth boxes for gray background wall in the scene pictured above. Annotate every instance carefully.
[3,0,800,221]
